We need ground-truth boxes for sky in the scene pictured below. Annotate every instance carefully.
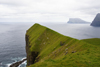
[0,0,100,23]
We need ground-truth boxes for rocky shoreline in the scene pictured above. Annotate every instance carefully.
[9,58,26,67]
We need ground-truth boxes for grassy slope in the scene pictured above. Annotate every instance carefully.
[81,38,100,46]
[26,23,100,67]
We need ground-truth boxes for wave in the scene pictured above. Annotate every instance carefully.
[6,57,26,67]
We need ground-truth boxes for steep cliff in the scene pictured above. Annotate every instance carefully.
[26,23,100,67]
[91,13,100,26]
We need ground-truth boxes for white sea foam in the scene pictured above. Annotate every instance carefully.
[7,63,11,67]
[6,57,26,67]
[18,61,27,67]
[18,57,27,67]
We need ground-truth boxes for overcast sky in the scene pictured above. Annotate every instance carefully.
[0,0,100,23]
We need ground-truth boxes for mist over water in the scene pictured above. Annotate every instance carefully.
[0,23,100,67]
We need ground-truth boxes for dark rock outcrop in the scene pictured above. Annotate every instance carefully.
[60,41,65,46]
[67,18,90,24]
[10,58,26,67]
[91,13,100,26]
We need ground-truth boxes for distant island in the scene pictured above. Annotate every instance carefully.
[91,13,100,26]
[67,18,90,24]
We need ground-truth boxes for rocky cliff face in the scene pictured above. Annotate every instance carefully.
[91,13,100,26]
[67,18,90,24]
[25,34,39,66]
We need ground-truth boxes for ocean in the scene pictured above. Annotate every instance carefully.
[0,23,32,67]
[44,23,100,39]
[0,23,100,67]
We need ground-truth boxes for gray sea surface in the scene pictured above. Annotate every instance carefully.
[42,23,100,39]
[0,23,32,67]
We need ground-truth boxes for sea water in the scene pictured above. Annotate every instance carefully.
[44,23,100,39]
[0,23,32,67]
[0,23,100,67]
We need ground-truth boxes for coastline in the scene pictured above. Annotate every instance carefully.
[9,58,26,67]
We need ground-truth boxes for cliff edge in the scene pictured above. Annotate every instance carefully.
[26,23,100,67]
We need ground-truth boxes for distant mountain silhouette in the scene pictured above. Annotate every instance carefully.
[91,13,100,26]
[67,18,90,24]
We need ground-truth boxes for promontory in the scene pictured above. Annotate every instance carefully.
[25,23,100,67]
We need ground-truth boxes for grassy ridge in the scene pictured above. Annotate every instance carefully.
[26,23,100,67]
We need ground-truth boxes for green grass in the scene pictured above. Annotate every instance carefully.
[26,23,100,67]
[81,38,100,46]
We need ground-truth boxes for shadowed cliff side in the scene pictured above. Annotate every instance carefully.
[26,35,38,66]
